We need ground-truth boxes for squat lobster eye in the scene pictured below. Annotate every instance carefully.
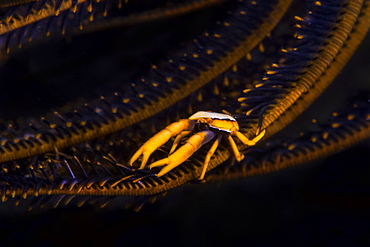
[129,111,266,181]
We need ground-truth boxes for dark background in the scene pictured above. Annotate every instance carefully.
[0,2,369,247]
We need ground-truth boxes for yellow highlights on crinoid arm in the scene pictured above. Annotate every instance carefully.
[129,111,266,181]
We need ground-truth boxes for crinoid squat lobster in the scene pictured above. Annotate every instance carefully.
[130,111,266,181]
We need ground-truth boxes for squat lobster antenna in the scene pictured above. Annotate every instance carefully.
[222,109,232,115]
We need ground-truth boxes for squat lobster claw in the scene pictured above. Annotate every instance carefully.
[129,111,266,181]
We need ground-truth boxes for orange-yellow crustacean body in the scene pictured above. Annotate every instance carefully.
[188,111,240,133]
[130,111,266,180]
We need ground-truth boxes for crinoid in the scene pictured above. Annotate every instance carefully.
[0,0,368,210]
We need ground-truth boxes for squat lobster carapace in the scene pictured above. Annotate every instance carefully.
[129,111,266,181]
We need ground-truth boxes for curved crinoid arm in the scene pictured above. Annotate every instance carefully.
[0,0,292,164]
[149,130,216,178]
[130,119,196,170]
[207,100,370,183]
[0,0,38,8]
[236,0,365,141]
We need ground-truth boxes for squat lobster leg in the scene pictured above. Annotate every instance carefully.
[227,136,244,162]
[199,135,222,181]
[234,129,266,146]
[129,119,195,169]
[169,130,193,154]
[149,131,215,177]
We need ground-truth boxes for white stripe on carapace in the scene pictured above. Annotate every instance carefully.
[189,111,236,121]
